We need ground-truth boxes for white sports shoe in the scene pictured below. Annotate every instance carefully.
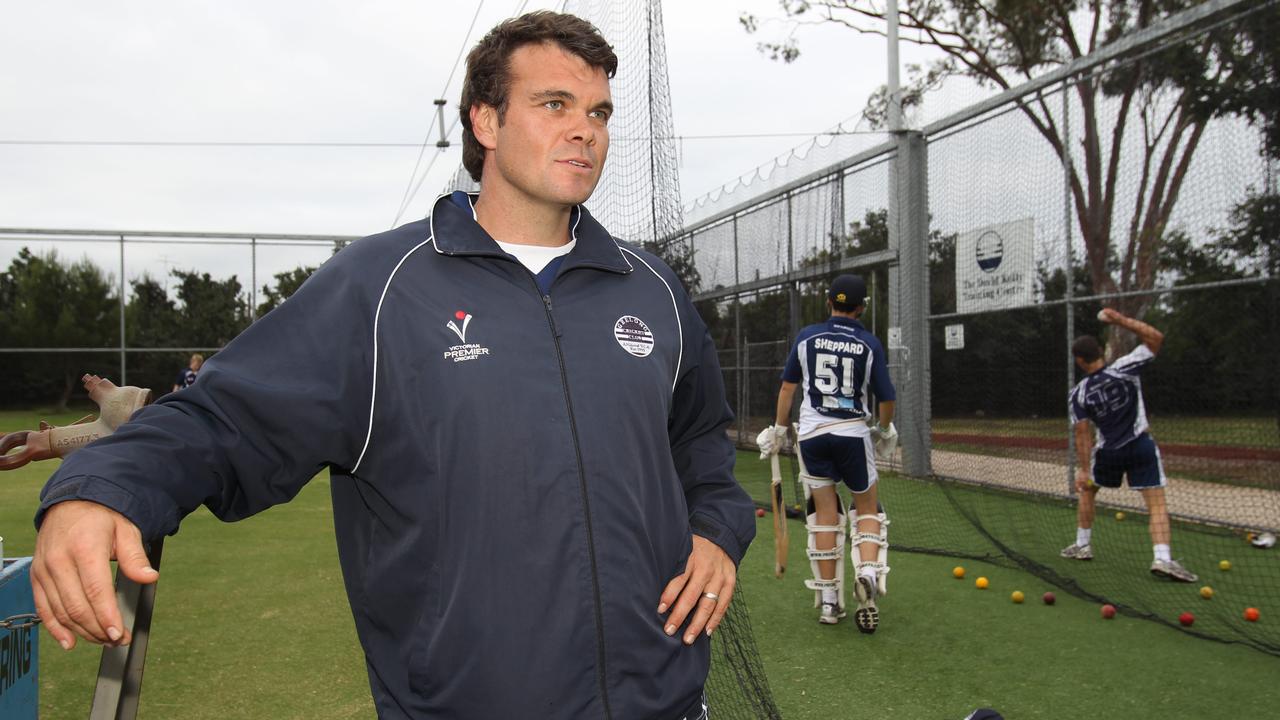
[818,602,845,625]
[1151,558,1198,583]
[853,575,879,634]
[1060,543,1094,560]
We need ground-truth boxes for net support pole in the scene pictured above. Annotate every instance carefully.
[250,237,258,322]
[118,234,126,385]
[1062,81,1078,497]
[734,217,744,445]
[887,0,902,133]
[785,192,802,424]
[786,192,800,341]
[743,338,751,435]
[889,131,931,476]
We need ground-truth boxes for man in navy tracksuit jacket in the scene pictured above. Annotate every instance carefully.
[31,11,754,719]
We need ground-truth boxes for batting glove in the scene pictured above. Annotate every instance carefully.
[756,424,788,459]
[873,422,898,460]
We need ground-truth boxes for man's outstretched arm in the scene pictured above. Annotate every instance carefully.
[32,244,380,651]
[1099,308,1163,354]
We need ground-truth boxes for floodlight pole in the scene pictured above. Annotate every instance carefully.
[887,0,902,132]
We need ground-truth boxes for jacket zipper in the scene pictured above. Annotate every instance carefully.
[537,288,614,720]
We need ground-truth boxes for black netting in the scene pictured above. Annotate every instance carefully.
[691,2,1279,666]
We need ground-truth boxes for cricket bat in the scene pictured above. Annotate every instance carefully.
[770,451,788,578]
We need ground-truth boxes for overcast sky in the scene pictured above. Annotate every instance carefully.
[0,0,942,290]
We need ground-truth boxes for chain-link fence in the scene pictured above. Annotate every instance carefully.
[0,229,348,406]
[675,0,1280,656]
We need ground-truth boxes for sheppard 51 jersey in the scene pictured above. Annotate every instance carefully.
[782,316,896,436]
[1069,344,1155,449]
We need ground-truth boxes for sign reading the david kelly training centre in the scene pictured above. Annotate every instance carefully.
[0,557,38,720]
[956,218,1034,314]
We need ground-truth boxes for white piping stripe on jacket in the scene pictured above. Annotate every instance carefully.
[428,193,454,256]
[352,235,437,475]
[618,246,681,392]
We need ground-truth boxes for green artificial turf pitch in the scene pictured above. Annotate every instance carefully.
[1,414,1275,718]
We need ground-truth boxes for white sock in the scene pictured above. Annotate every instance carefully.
[1154,544,1171,562]
[821,588,838,605]
[861,566,877,585]
[1077,528,1092,547]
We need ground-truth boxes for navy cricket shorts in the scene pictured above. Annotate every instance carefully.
[1091,433,1166,489]
[798,432,878,493]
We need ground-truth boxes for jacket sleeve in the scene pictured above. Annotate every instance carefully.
[34,247,378,541]
[668,318,756,566]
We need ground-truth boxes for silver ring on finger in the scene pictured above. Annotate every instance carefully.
[702,591,719,602]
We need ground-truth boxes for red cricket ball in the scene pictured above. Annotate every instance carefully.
[1042,592,1056,606]
[1179,612,1195,627]
[1101,604,1117,619]
[756,508,766,518]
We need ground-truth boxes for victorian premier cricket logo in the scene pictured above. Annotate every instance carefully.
[443,310,491,363]
[447,310,471,342]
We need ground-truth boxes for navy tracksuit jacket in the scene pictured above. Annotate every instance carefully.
[37,193,756,719]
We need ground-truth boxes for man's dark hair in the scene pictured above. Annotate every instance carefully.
[831,299,861,313]
[1072,335,1103,364]
[459,11,617,182]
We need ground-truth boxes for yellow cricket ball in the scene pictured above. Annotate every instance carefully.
[1219,560,1232,571]
[1115,511,1126,521]
[1011,591,1025,603]
[975,576,989,589]
[1200,586,1214,600]
[952,566,966,579]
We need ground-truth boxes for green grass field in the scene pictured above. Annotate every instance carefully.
[2,425,1278,718]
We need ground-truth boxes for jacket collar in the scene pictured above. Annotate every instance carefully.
[429,192,633,275]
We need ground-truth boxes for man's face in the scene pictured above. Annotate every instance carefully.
[472,42,612,208]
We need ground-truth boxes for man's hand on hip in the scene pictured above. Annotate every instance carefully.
[656,535,737,645]
[32,500,159,650]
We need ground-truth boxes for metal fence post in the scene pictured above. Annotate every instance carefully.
[733,218,744,444]
[118,234,126,385]
[891,131,931,476]
[743,337,751,430]
[250,237,258,322]
[1062,81,1078,496]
